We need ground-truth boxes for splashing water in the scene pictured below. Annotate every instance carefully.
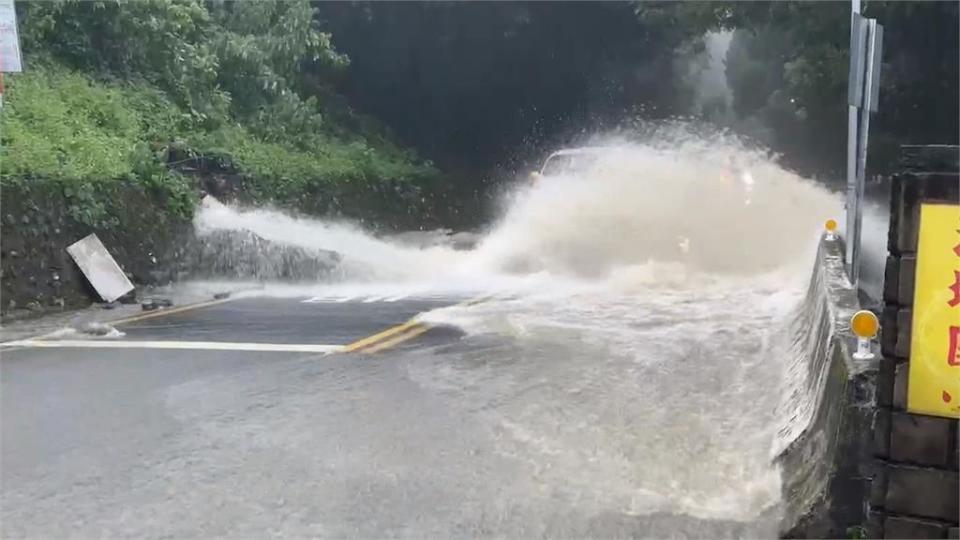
[196,139,833,288]
[472,143,832,279]
[194,196,466,283]
[193,133,841,531]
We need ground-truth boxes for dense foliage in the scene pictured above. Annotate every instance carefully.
[635,1,959,178]
[1,0,438,225]
[2,0,956,224]
[315,2,700,178]
[317,1,957,182]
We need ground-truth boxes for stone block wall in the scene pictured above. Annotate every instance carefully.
[870,145,960,539]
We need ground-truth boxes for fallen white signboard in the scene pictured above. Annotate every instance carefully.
[66,234,134,302]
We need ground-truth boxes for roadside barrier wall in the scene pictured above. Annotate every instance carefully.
[777,236,876,538]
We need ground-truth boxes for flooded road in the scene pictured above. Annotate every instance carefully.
[2,140,840,538]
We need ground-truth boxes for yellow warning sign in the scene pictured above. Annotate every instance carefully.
[908,203,960,418]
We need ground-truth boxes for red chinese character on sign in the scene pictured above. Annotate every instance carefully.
[950,271,960,308]
[949,326,960,366]
[954,229,960,257]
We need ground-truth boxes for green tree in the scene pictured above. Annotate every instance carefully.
[315,1,699,176]
[5,0,441,224]
[635,1,959,178]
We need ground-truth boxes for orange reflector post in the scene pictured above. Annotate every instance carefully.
[824,219,839,241]
[851,310,879,338]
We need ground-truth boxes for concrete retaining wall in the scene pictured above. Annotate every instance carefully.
[778,236,877,538]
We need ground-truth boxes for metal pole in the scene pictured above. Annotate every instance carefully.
[846,108,859,268]
[853,19,882,286]
[845,0,862,270]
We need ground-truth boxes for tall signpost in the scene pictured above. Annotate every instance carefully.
[845,1,863,276]
[845,2,884,287]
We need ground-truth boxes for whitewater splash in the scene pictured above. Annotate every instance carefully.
[192,135,840,529]
[196,139,834,287]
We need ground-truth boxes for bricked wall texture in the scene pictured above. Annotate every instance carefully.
[870,145,960,539]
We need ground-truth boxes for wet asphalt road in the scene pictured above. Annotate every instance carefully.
[1,296,468,538]
[1,295,768,538]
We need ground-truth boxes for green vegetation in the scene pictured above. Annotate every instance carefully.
[312,2,956,180]
[0,67,194,225]
[846,525,868,540]
[633,1,959,177]
[313,2,701,174]
[3,0,955,225]
[0,0,439,227]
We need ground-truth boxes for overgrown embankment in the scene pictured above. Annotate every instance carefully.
[0,1,460,316]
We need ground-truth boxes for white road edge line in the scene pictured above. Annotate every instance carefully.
[0,340,345,353]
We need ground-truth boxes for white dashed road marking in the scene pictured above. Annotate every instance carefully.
[301,294,409,304]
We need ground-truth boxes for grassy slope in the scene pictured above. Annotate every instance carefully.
[0,64,440,227]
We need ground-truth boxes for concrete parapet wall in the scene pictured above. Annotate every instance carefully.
[778,236,877,538]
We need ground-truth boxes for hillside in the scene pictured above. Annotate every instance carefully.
[1,0,444,229]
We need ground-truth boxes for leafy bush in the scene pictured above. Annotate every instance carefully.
[0,68,143,181]
[0,64,438,222]
[0,67,195,225]
[2,0,441,227]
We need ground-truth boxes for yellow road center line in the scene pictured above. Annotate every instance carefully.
[361,324,430,354]
[0,297,237,346]
[4,293,493,353]
[342,293,496,354]
[341,320,423,353]
[110,297,235,326]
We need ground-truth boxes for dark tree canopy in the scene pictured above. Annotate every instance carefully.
[4,0,441,227]
[637,1,959,178]
[5,0,957,206]
[314,1,698,177]
[317,1,958,181]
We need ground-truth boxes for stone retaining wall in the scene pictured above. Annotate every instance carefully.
[870,145,960,539]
